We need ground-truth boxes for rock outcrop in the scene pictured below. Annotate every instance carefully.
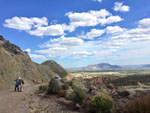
[91,75,119,84]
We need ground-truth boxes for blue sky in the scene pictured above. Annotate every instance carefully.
[0,0,150,68]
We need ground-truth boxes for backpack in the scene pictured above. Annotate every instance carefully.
[16,79,20,85]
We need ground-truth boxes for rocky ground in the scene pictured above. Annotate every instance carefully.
[0,84,81,113]
[71,76,150,113]
[1,75,150,113]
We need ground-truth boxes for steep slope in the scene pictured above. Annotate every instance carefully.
[41,60,68,77]
[0,36,60,88]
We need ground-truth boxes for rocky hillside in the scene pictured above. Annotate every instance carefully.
[0,35,67,88]
[41,60,68,77]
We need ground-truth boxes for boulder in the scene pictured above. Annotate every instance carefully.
[106,83,116,89]
[118,90,130,97]
[75,103,81,110]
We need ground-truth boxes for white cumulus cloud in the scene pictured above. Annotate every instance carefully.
[25,48,31,53]
[28,24,64,36]
[106,16,123,24]
[4,17,65,37]
[92,0,102,3]
[114,2,130,12]
[4,17,48,31]
[106,26,125,34]
[80,28,105,39]
[138,18,150,28]
[72,51,92,58]
[4,9,124,36]
[34,17,150,61]
[35,47,67,58]
[29,54,46,59]
[50,36,83,47]
[66,9,123,28]
[36,36,84,58]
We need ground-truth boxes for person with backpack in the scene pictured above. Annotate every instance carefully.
[14,78,20,91]
[18,77,24,92]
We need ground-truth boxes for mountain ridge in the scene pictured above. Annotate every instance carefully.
[0,35,68,89]
[82,63,121,70]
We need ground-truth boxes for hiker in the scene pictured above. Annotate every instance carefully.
[18,77,24,92]
[14,78,20,91]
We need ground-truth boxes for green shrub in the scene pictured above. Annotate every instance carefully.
[88,93,114,113]
[125,95,150,113]
[39,84,48,92]
[111,74,150,86]
[67,81,73,86]
[48,78,62,94]
[62,83,69,90]
[72,85,78,90]
[68,87,86,104]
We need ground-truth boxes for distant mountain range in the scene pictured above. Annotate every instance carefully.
[68,63,150,71]
[83,63,121,70]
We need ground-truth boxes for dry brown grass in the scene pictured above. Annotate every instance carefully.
[125,95,150,113]
[58,90,66,97]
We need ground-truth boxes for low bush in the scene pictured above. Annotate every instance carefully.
[48,78,62,94]
[68,87,86,104]
[62,83,69,90]
[125,95,150,113]
[39,84,48,92]
[67,81,73,86]
[88,93,114,113]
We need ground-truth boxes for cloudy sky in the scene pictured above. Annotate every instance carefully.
[0,0,150,68]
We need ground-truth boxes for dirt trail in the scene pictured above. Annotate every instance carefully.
[0,84,80,113]
[0,84,38,113]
